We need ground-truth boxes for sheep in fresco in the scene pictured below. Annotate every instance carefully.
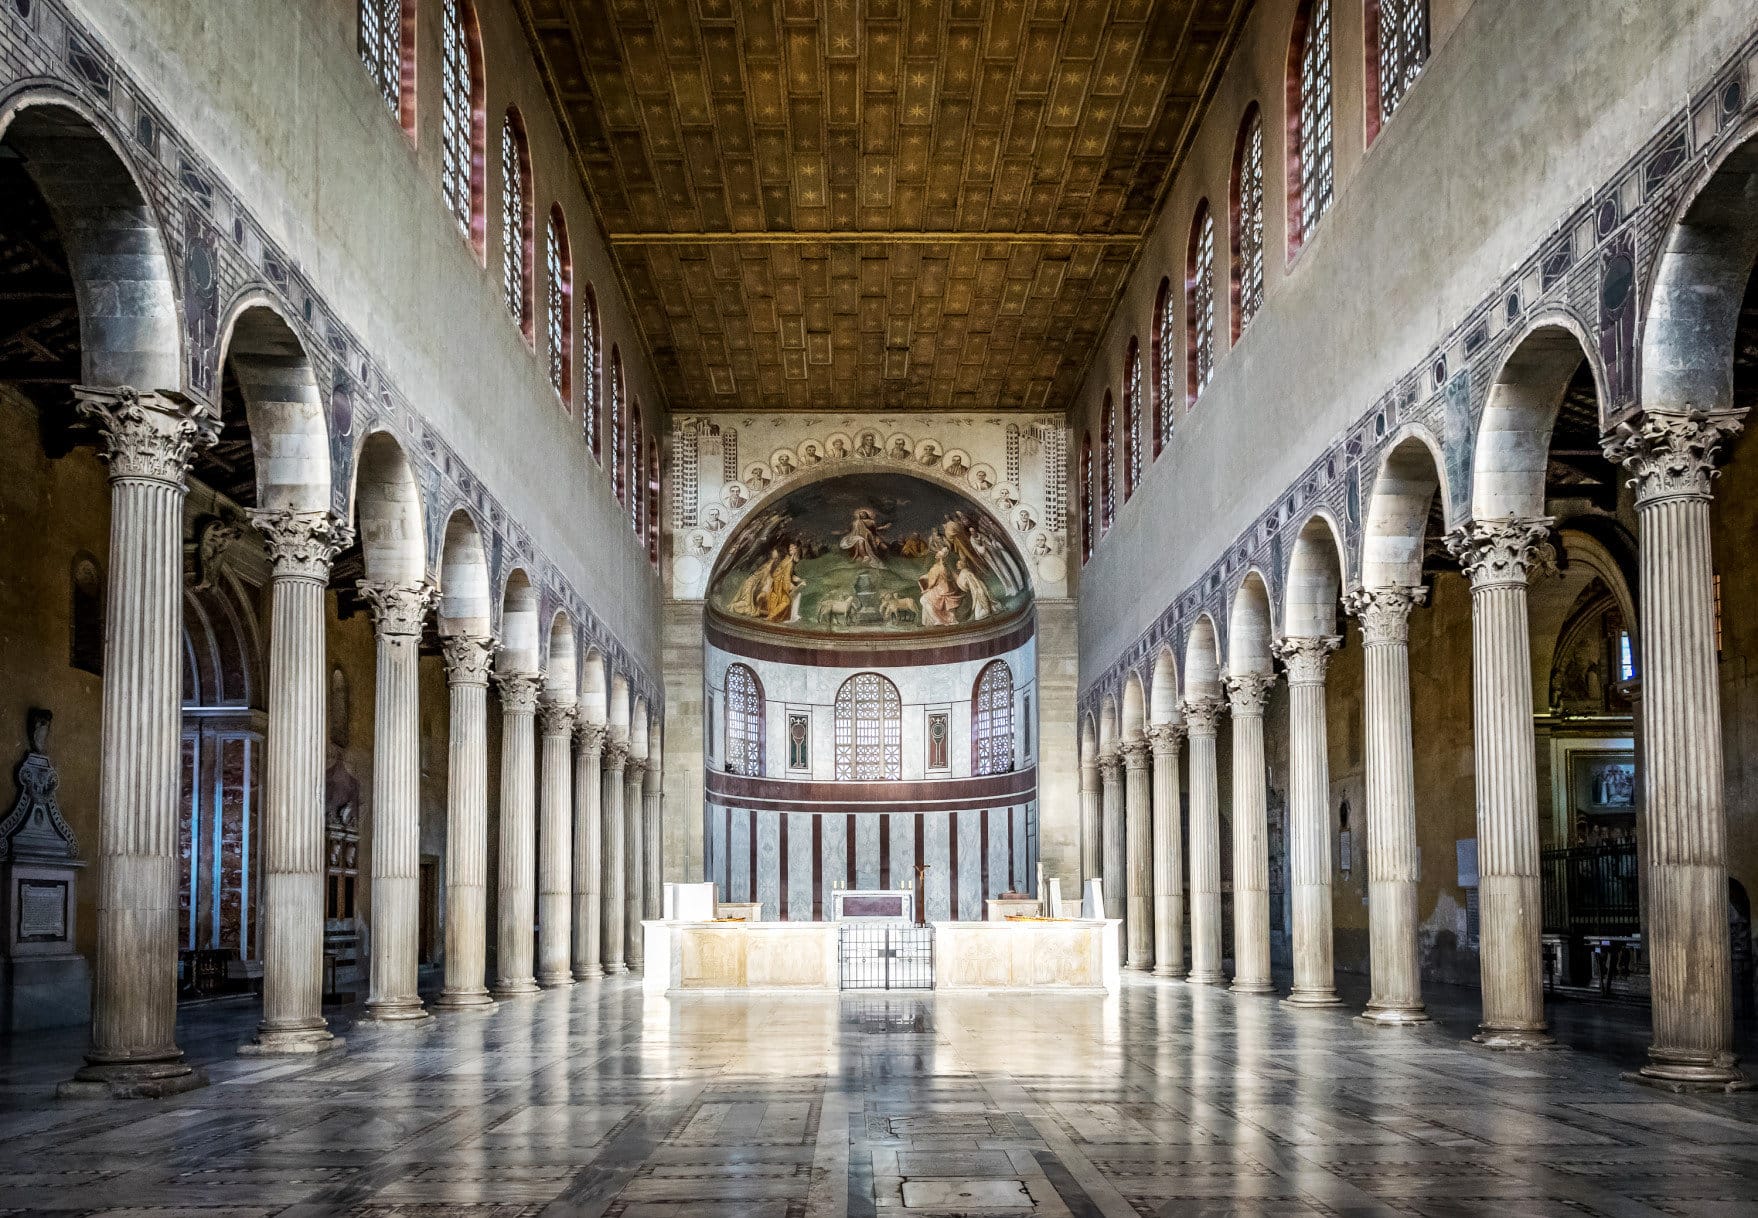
[817,595,854,626]
[881,593,918,625]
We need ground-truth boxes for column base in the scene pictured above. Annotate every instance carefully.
[59,1057,209,1101]
[604,962,628,975]
[1357,1004,1430,1027]
[1152,966,1186,980]
[1471,1024,1557,1051]
[572,964,605,981]
[537,972,576,988]
[1186,969,1225,985]
[239,1025,345,1056]
[433,989,497,1011]
[1627,1048,1753,1093]
[1229,979,1277,995]
[491,979,541,999]
[1125,957,1153,972]
[363,998,432,1023]
[1284,989,1343,1008]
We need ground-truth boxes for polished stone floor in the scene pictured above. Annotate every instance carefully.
[4,975,1758,1216]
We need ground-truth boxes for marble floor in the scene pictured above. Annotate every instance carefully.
[3,976,1758,1217]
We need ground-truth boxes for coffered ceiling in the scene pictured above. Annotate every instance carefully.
[518,0,1253,414]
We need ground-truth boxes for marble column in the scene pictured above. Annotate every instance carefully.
[1121,738,1153,969]
[1146,723,1186,979]
[1343,586,1430,1026]
[62,386,217,1099]
[625,760,646,970]
[244,509,353,1054]
[1273,636,1343,1007]
[434,634,497,1010]
[601,741,628,974]
[1225,674,1276,994]
[1605,411,1749,1089]
[493,671,542,998]
[571,723,606,980]
[1079,745,1101,888]
[1181,697,1226,984]
[358,577,439,1022]
[536,699,576,988]
[644,761,663,919]
[1447,518,1556,1049]
[1098,750,1124,921]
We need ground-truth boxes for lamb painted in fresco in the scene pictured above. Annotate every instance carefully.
[881,592,918,624]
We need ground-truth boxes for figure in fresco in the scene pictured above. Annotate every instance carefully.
[944,452,969,479]
[918,549,965,626]
[839,507,889,567]
[762,542,804,622]
[828,436,850,459]
[730,550,778,617]
[747,465,771,490]
[955,557,995,620]
[917,441,941,467]
[856,431,881,458]
[773,452,796,476]
[971,468,994,492]
[800,442,822,465]
[887,436,912,459]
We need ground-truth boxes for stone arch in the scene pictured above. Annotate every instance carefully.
[1284,512,1346,638]
[1472,318,1603,521]
[437,508,491,637]
[544,612,578,705]
[1149,646,1181,725]
[1121,671,1147,741]
[1363,427,1451,590]
[1079,712,1098,765]
[182,574,264,708]
[351,430,426,585]
[1183,614,1223,701]
[497,569,540,675]
[218,297,330,513]
[1098,694,1120,754]
[0,88,182,391]
[609,671,632,741]
[631,696,650,761]
[580,647,608,725]
[1640,124,1758,418]
[1228,571,1275,677]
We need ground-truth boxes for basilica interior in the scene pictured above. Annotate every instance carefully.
[3,0,1758,1213]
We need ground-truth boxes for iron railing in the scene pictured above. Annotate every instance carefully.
[838,922,934,990]
[1541,842,1639,937]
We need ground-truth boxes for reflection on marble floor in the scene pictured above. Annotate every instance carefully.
[3,976,1758,1216]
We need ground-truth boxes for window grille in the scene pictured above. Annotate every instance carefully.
[1190,207,1216,401]
[439,0,476,238]
[1153,278,1175,453]
[500,114,529,329]
[1297,0,1335,242]
[834,673,902,781]
[973,661,1015,777]
[1100,393,1116,531]
[545,211,569,402]
[609,348,625,502]
[1376,0,1429,125]
[1235,111,1266,334]
[582,289,600,459]
[725,664,764,777]
[1125,340,1142,497]
[359,0,400,116]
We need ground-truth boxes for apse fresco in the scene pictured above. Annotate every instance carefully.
[707,473,1032,635]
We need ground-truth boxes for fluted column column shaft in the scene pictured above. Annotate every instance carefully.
[1226,675,1275,994]
[1606,410,1747,1087]
[1079,756,1101,889]
[1449,519,1554,1048]
[602,743,628,973]
[537,701,577,987]
[572,724,606,980]
[1098,754,1124,921]
[64,387,217,1098]
[360,579,438,1021]
[249,511,352,1052]
[1147,725,1185,978]
[1346,587,1429,1025]
[436,636,495,1009]
[626,761,646,970]
[493,673,542,997]
[1121,740,1153,969]
[1275,637,1341,1006]
[1182,698,1226,984]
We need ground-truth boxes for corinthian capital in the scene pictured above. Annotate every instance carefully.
[1445,518,1555,589]
[1179,696,1226,736]
[253,508,353,580]
[603,739,630,773]
[1119,738,1151,771]
[1271,635,1341,685]
[495,671,543,715]
[75,385,218,486]
[538,699,578,737]
[574,720,608,755]
[357,577,438,638]
[441,634,496,685]
[1225,672,1277,717]
[1602,409,1746,506]
[1144,722,1185,754]
[1342,584,1428,646]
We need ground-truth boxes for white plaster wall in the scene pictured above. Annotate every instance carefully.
[76,0,663,661]
[1073,0,1754,670]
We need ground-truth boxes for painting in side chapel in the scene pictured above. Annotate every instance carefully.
[706,473,1032,636]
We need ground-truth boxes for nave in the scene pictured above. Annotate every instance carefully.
[3,978,1756,1217]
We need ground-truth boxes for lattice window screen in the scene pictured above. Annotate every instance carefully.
[1298,0,1335,239]
[834,673,902,781]
[725,664,764,777]
[972,661,1015,778]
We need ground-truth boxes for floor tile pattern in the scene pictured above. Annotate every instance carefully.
[3,976,1757,1216]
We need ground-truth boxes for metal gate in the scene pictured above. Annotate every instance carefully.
[838,923,934,990]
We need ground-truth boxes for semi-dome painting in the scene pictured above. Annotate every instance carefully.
[707,472,1032,636]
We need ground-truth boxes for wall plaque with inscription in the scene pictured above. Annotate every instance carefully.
[18,878,67,942]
